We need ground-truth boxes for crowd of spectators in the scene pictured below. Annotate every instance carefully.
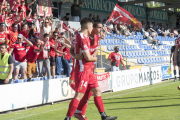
[0,0,79,85]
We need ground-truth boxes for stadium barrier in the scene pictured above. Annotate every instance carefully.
[0,66,173,112]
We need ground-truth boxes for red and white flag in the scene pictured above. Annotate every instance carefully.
[108,3,142,30]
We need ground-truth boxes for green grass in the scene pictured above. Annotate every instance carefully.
[1,80,180,120]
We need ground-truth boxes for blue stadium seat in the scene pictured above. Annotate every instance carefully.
[33,78,40,81]
[42,77,48,80]
[15,79,23,83]
[107,46,111,51]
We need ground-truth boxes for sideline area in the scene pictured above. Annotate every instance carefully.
[0,80,180,120]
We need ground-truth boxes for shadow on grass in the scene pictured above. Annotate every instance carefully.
[89,97,180,105]
[103,94,179,101]
[107,103,180,110]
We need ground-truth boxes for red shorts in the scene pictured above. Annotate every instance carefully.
[75,68,99,93]
[70,69,75,80]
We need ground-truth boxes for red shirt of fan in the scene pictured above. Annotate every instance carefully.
[38,41,53,59]
[74,32,92,71]
[26,45,40,63]
[18,5,29,18]
[49,38,56,58]
[7,30,18,46]
[56,42,63,57]
[63,46,71,61]
[11,41,28,62]
[0,31,7,44]
[109,52,122,67]
[0,15,5,22]
[20,30,29,39]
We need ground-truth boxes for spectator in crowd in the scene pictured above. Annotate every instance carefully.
[157,26,166,37]
[37,34,51,79]
[0,23,8,44]
[26,38,48,79]
[144,28,159,48]
[49,31,67,79]
[174,28,179,37]
[55,38,65,76]
[89,14,92,19]
[69,0,86,22]
[21,23,32,39]
[0,43,13,85]
[94,15,101,22]
[108,46,126,71]
[63,13,70,21]
[165,27,174,37]
[18,0,36,19]
[7,23,19,50]
[92,15,95,21]
[9,34,33,79]
[170,39,179,82]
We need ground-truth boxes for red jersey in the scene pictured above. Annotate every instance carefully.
[89,34,99,54]
[63,47,71,61]
[38,41,53,59]
[26,45,40,63]
[20,30,29,39]
[74,32,92,71]
[7,30,18,49]
[177,37,180,48]
[0,15,5,22]
[56,42,63,57]
[18,5,29,19]
[11,41,28,62]
[109,52,122,67]
[0,31,7,44]
[49,38,56,58]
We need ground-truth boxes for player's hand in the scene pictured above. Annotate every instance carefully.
[4,78,9,84]
[100,34,105,39]
[74,54,83,60]
[33,0,36,2]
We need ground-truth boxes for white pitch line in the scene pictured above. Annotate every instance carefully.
[9,81,178,120]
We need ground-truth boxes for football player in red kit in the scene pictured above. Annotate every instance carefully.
[64,18,117,120]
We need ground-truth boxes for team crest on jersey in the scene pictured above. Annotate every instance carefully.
[95,41,97,45]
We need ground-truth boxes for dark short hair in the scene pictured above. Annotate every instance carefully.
[93,22,102,28]
[43,33,49,38]
[0,43,7,48]
[32,12,37,16]
[80,18,94,29]
[66,13,70,16]
[8,12,13,15]
[12,23,18,27]
[35,38,40,42]
[53,31,58,35]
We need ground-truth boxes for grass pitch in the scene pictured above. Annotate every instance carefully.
[1,80,180,120]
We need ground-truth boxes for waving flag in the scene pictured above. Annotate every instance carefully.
[108,3,142,30]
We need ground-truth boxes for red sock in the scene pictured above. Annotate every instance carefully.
[77,90,93,115]
[94,96,105,112]
[70,83,75,91]
[67,98,79,117]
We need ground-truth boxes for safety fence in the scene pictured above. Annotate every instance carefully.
[0,65,173,112]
